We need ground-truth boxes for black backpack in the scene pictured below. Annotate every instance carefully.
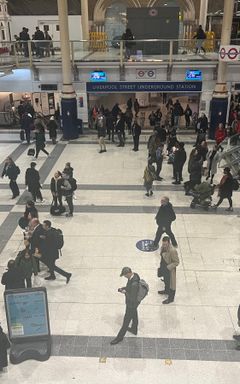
[69,178,77,192]
[53,228,64,250]
[232,178,239,191]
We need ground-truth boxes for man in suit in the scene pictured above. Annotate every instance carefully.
[153,196,177,248]
[25,162,43,202]
[42,220,71,283]
[111,267,140,345]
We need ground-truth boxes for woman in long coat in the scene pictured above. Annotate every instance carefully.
[206,144,221,184]
[213,167,233,211]
[158,236,179,304]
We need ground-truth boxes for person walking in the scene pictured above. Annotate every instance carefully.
[115,113,125,147]
[110,267,140,345]
[213,167,234,211]
[25,162,43,202]
[47,116,58,144]
[1,157,20,199]
[206,144,221,184]
[158,236,179,304]
[1,259,25,290]
[21,112,33,144]
[173,100,183,127]
[0,326,11,373]
[143,161,156,197]
[42,220,72,283]
[35,124,49,159]
[132,118,141,151]
[184,104,192,128]
[172,142,187,184]
[153,196,177,247]
[61,172,74,217]
[194,25,206,54]
[15,241,38,288]
[96,112,107,153]
[134,99,140,116]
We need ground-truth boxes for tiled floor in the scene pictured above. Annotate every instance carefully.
[0,130,240,383]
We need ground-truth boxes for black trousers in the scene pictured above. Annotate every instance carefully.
[25,129,31,144]
[174,166,183,182]
[154,224,177,247]
[25,277,32,288]
[10,179,19,197]
[36,146,49,158]
[117,305,138,340]
[156,159,163,177]
[29,187,43,202]
[42,257,70,279]
[53,195,63,207]
[185,116,190,127]
[117,132,125,146]
[162,269,176,301]
[133,135,140,150]
[66,195,73,214]
[216,196,233,208]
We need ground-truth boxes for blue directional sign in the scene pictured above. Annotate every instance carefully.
[136,239,159,252]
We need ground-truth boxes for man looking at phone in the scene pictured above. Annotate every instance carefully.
[110,267,140,345]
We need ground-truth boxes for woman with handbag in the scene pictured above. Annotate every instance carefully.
[15,240,38,288]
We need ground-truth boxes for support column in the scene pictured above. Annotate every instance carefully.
[81,0,89,40]
[199,0,209,31]
[57,0,78,140]
[209,0,235,139]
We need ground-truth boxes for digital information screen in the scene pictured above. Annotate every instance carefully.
[185,70,202,81]
[90,71,107,82]
[4,289,50,339]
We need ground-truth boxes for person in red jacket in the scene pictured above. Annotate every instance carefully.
[215,123,226,145]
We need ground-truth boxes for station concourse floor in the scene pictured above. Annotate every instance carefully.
[0,129,240,383]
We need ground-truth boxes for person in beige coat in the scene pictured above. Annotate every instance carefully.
[158,236,179,304]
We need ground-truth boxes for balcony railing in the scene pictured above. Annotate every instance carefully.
[0,38,239,67]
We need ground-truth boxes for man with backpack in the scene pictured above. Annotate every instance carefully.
[110,267,149,345]
[42,220,71,283]
[61,172,77,217]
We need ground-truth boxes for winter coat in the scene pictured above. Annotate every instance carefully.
[196,117,208,133]
[155,202,176,228]
[15,250,38,279]
[160,245,179,290]
[122,273,140,308]
[206,150,221,175]
[173,102,183,117]
[173,148,187,170]
[47,120,57,139]
[35,132,46,149]
[189,158,202,183]
[115,117,125,133]
[0,330,10,369]
[132,122,141,137]
[1,267,25,290]
[215,128,226,145]
[2,163,20,180]
[25,168,41,191]
[218,174,233,198]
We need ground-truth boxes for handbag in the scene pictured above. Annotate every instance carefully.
[27,148,35,156]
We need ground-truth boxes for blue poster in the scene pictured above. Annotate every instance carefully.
[86,81,202,93]
[5,290,49,338]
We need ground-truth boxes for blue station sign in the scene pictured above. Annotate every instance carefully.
[86,81,202,93]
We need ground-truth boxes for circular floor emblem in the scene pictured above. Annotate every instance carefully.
[136,239,159,252]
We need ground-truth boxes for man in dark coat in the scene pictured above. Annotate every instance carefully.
[0,326,10,372]
[172,142,187,184]
[25,162,43,202]
[42,220,71,283]
[115,113,125,147]
[111,267,140,345]
[173,100,183,127]
[1,259,25,290]
[134,99,140,116]
[21,112,33,144]
[33,26,45,57]
[153,196,177,247]
[132,118,141,151]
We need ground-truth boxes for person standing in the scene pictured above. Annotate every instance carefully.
[21,112,33,144]
[96,112,107,153]
[194,25,206,54]
[15,241,38,288]
[173,100,183,128]
[132,118,141,151]
[106,110,115,142]
[125,108,133,135]
[134,99,140,116]
[115,113,125,147]
[122,28,135,60]
[148,111,156,128]
[61,172,74,217]
[143,161,156,197]
[63,162,74,178]
[215,123,226,146]
[172,142,187,185]
[111,103,121,123]
[25,162,43,202]
[127,98,132,110]
[1,259,25,290]
[153,196,177,247]
[213,167,234,211]
[1,157,20,199]
[206,144,221,184]
[0,326,11,373]
[18,200,38,230]
[47,116,58,144]
[184,104,192,128]
[33,26,45,58]
[35,124,49,159]
[50,171,63,209]
[42,220,72,283]
[158,236,179,304]
[155,143,164,181]
[110,267,140,345]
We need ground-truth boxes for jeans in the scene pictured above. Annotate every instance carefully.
[174,166,183,183]
[116,305,138,340]
[10,179,19,197]
[154,224,177,247]
[66,195,73,214]
[133,135,139,150]
[25,277,32,288]
[117,132,124,146]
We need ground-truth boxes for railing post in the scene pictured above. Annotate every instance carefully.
[70,41,75,66]
[169,40,173,65]
[120,40,124,66]
[28,40,32,67]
